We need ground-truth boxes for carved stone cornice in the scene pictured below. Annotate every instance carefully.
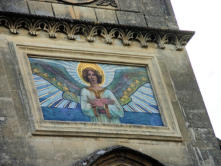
[61,0,96,4]
[61,0,117,7]
[96,0,117,7]
[0,14,194,51]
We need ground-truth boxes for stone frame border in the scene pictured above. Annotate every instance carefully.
[12,41,182,141]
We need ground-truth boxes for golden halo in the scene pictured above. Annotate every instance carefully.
[77,62,105,86]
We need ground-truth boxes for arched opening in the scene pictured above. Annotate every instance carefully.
[74,146,165,166]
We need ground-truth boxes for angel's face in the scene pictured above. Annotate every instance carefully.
[87,70,98,85]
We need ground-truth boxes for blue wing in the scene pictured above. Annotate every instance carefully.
[33,74,78,109]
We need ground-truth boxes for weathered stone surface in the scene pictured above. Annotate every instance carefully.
[0,46,20,92]
[0,117,6,122]
[192,128,220,149]
[52,3,76,20]
[0,72,8,93]
[116,11,147,27]
[0,66,8,94]
[0,0,29,14]
[142,0,168,16]
[10,90,30,123]
[194,148,221,165]
[208,149,221,165]
[117,0,143,12]
[0,1,221,166]
[95,8,118,24]
[146,14,178,30]
[0,39,11,99]
[0,0,178,31]
[166,16,179,29]
[186,111,213,129]
[165,53,206,111]
[175,90,205,112]
[73,6,97,22]
[0,138,36,166]
[0,98,15,117]
[165,0,176,16]
[145,16,167,29]
[28,1,54,17]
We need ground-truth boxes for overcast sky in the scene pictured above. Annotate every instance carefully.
[170,0,221,139]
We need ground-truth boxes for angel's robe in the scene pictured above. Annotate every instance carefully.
[80,87,124,124]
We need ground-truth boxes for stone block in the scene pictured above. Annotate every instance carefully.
[0,0,29,14]
[0,117,6,128]
[0,48,20,91]
[167,60,206,110]
[10,90,29,121]
[0,60,10,99]
[0,91,11,99]
[142,0,168,16]
[208,149,221,165]
[0,45,20,92]
[0,74,9,95]
[1,117,21,139]
[0,138,34,165]
[73,6,97,22]
[186,111,213,129]
[166,16,179,30]
[193,128,220,149]
[165,0,176,16]
[116,11,147,27]
[30,138,54,160]
[0,36,10,48]
[0,117,6,122]
[52,3,75,20]
[195,148,221,165]
[0,55,9,94]
[95,8,118,24]
[171,71,196,92]
[145,15,167,29]
[0,98,14,117]
[28,1,54,17]
[117,0,143,12]
[176,90,205,111]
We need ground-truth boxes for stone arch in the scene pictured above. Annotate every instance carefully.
[73,146,165,166]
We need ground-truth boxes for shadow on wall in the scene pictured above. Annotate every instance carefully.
[218,138,221,150]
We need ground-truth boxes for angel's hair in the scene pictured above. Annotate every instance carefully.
[82,67,102,84]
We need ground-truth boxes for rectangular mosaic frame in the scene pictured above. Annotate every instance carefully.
[29,58,164,126]
[13,42,182,141]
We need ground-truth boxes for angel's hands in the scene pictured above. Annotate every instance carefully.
[89,98,115,108]
[89,99,105,107]
[100,98,115,105]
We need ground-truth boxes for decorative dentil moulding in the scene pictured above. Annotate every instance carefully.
[0,14,194,51]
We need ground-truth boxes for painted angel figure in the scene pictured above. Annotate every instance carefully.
[80,67,124,123]
[29,58,163,126]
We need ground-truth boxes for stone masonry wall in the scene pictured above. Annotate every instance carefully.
[0,0,221,166]
[0,0,178,29]
[157,49,221,165]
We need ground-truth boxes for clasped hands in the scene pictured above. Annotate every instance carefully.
[89,98,114,108]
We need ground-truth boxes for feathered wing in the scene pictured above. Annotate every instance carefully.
[107,68,160,113]
[29,58,84,108]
